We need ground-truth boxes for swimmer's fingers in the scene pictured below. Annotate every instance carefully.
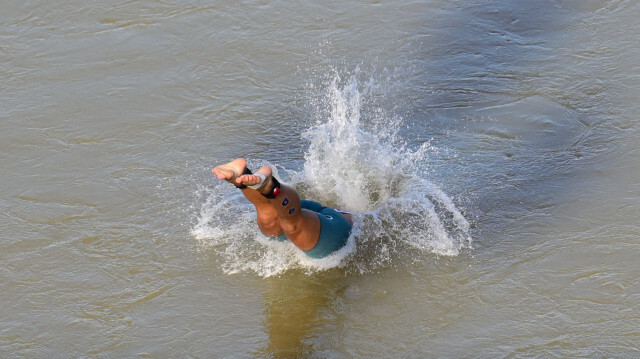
[236,174,263,187]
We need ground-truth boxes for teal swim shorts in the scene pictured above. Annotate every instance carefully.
[268,200,352,259]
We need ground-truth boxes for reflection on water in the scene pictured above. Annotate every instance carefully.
[258,274,338,358]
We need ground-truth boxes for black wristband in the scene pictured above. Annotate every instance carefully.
[262,176,281,199]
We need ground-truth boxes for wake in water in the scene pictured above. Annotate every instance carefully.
[192,69,471,276]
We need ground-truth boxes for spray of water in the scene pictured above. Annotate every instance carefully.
[192,70,471,277]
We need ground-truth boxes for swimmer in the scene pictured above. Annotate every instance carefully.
[212,158,352,259]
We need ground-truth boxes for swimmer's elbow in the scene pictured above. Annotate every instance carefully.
[282,223,303,239]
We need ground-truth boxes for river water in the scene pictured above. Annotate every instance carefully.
[2,0,639,357]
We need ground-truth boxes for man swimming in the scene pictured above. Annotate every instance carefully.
[212,158,352,259]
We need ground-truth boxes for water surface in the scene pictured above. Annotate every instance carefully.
[1,0,639,357]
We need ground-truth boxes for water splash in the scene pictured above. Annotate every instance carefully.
[192,69,471,276]
[300,71,403,212]
[191,182,357,277]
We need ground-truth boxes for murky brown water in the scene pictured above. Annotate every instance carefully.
[2,0,639,357]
